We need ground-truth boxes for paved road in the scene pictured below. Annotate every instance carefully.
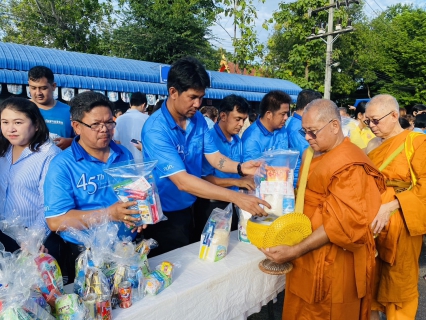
[249,239,426,320]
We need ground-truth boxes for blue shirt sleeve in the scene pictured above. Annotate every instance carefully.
[242,136,261,162]
[202,120,219,155]
[142,127,186,178]
[44,157,76,218]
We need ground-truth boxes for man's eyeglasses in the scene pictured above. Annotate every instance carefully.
[363,111,393,126]
[301,119,334,139]
[74,120,116,131]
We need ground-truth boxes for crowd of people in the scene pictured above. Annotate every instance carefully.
[0,58,425,320]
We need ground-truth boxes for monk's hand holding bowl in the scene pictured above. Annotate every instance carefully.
[260,245,298,265]
[371,200,399,235]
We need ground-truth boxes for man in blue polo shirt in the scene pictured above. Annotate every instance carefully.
[44,91,142,283]
[194,94,255,237]
[242,90,291,161]
[142,57,269,256]
[28,66,74,150]
[286,89,322,185]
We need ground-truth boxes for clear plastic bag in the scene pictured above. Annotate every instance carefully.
[142,261,174,296]
[0,217,64,307]
[254,150,299,218]
[199,203,232,262]
[236,191,254,243]
[104,161,166,225]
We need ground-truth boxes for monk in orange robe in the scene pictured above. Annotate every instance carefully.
[365,94,426,320]
[261,99,385,320]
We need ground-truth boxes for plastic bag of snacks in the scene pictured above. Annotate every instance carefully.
[142,261,174,296]
[199,203,232,262]
[235,192,254,243]
[55,294,89,319]
[68,220,117,299]
[135,238,158,277]
[0,243,56,320]
[0,218,64,307]
[254,150,299,218]
[104,161,166,225]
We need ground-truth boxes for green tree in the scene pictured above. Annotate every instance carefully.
[0,0,114,54]
[110,0,217,65]
[215,0,265,73]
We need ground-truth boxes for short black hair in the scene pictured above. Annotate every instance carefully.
[411,104,426,115]
[355,101,367,118]
[130,92,147,107]
[414,114,426,128]
[219,94,250,115]
[28,66,55,84]
[295,89,322,111]
[0,97,49,156]
[399,117,411,129]
[69,91,114,121]
[259,90,292,117]
[167,57,210,93]
[249,113,258,123]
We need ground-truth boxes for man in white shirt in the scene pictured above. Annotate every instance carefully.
[113,92,148,162]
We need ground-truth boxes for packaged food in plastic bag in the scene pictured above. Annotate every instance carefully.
[199,203,232,262]
[0,218,64,307]
[142,261,174,296]
[55,294,89,320]
[236,191,254,243]
[254,150,299,217]
[104,161,166,225]
[135,238,158,277]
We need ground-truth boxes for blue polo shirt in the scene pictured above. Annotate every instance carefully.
[286,113,309,186]
[202,123,242,191]
[39,101,74,138]
[44,137,135,245]
[142,101,218,212]
[241,117,289,161]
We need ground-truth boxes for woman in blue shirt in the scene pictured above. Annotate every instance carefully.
[0,97,61,256]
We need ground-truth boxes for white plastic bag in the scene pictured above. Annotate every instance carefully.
[199,203,232,262]
[254,150,299,218]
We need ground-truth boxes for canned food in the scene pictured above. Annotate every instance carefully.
[118,281,132,308]
[96,295,112,320]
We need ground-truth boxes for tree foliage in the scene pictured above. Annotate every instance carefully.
[215,0,265,73]
[0,0,114,54]
[109,0,217,65]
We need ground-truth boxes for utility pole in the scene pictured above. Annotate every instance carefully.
[307,0,359,99]
[324,0,334,100]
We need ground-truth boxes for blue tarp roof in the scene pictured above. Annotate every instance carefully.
[0,42,302,102]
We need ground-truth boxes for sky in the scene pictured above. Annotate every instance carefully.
[209,0,425,52]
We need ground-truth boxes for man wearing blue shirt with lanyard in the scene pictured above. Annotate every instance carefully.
[241,90,291,161]
[286,89,322,186]
[194,94,255,237]
[142,57,270,256]
[28,66,74,150]
[44,92,143,283]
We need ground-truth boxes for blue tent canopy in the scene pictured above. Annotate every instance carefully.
[0,42,302,102]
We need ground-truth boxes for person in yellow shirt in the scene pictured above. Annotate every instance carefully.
[348,102,375,149]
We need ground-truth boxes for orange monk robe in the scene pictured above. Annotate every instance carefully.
[368,130,426,316]
[283,138,385,320]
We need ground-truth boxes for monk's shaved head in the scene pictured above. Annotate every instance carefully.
[304,99,341,124]
[366,94,400,116]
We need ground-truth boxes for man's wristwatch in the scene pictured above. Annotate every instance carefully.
[237,163,246,177]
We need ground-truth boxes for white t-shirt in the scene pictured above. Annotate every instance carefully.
[113,109,149,162]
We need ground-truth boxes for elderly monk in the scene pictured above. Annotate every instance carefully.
[365,94,426,320]
[261,99,385,320]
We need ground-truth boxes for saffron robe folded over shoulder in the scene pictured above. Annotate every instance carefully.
[283,138,385,320]
[368,130,426,305]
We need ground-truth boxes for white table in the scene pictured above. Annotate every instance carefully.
[69,231,285,320]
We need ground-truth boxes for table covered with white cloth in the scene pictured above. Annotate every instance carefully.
[67,230,285,320]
